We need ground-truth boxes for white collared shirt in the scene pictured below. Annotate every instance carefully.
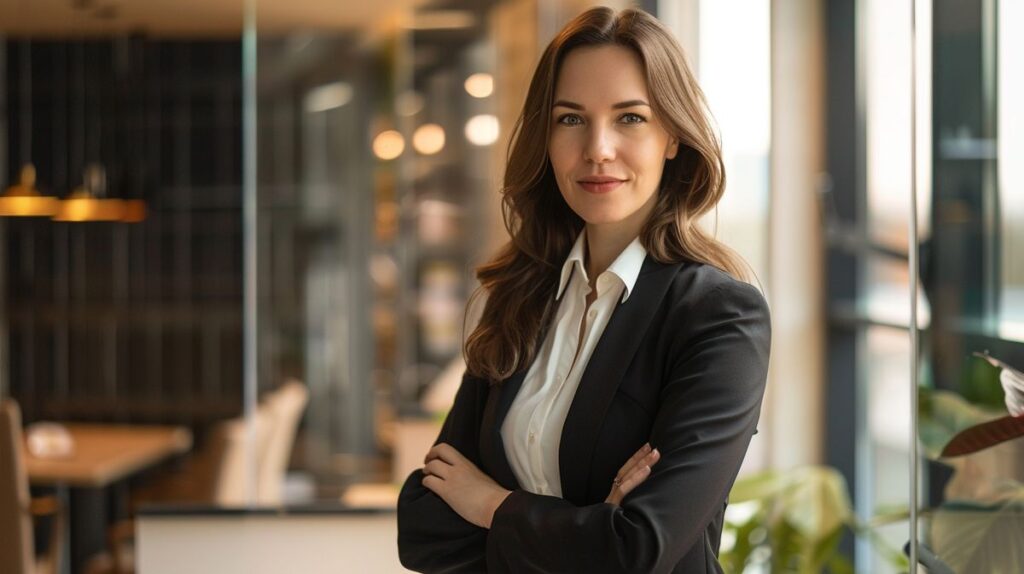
[500,230,647,497]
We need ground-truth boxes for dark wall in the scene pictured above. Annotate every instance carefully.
[2,38,244,426]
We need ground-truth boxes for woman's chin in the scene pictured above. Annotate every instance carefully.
[575,207,641,228]
[579,217,635,230]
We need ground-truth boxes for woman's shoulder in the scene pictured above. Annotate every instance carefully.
[658,259,770,319]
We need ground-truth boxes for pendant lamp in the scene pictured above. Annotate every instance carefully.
[53,164,132,222]
[0,164,60,216]
[54,35,146,224]
[0,41,60,217]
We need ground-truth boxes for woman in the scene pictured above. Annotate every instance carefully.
[398,7,770,574]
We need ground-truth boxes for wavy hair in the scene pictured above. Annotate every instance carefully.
[464,7,749,383]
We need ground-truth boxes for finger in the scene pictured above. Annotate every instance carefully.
[607,449,660,505]
[621,449,660,490]
[613,443,651,482]
[424,443,446,464]
[424,442,459,465]
[422,473,443,494]
[614,444,656,484]
[424,459,452,480]
[616,464,652,497]
[605,490,622,506]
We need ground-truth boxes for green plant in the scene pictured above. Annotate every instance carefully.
[720,466,908,574]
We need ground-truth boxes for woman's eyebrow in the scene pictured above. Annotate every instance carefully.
[552,99,651,110]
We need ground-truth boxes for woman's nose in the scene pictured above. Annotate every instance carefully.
[583,126,616,164]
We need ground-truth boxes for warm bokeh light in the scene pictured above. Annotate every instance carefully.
[413,123,446,155]
[464,114,499,146]
[373,130,405,160]
[463,73,494,98]
[304,81,353,112]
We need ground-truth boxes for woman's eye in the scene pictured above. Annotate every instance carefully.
[556,114,584,126]
[620,113,646,124]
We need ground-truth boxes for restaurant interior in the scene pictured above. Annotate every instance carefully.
[1,0,1022,572]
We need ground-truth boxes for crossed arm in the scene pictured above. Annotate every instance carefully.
[420,439,660,528]
[397,281,770,573]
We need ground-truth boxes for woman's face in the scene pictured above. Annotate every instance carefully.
[548,45,678,233]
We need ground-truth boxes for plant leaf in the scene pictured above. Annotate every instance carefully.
[927,499,1024,573]
[918,388,1005,459]
[779,467,852,542]
[729,470,788,503]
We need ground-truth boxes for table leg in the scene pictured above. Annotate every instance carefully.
[70,487,109,573]
[56,485,71,574]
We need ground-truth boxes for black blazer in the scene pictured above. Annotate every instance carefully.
[397,258,771,574]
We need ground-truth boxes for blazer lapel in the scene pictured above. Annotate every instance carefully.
[479,369,526,490]
[558,257,680,505]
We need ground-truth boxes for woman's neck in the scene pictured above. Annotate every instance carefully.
[583,196,655,282]
[583,223,639,282]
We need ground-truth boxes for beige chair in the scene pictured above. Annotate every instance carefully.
[0,400,65,574]
[90,382,306,573]
[257,379,309,505]
[88,410,275,574]
[131,408,274,506]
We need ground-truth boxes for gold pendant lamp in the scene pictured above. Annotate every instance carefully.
[53,164,133,222]
[0,40,60,218]
[53,34,147,224]
[0,163,60,217]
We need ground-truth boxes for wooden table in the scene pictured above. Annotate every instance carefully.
[24,423,193,573]
[25,423,193,487]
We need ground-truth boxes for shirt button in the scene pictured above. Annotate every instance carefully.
[528,431,535,443]
[588,309,597,320]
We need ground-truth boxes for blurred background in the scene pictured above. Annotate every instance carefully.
[0,0,1021,572]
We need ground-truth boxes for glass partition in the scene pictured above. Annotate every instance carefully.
[249,0,505,505]
[825,0,1024,571]
[841,0,1024,571]
[915,0,1024,571]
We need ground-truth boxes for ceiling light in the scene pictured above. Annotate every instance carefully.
[1,43,58,217]
[464,114,499,146]
[464,73,494,98]
[373,130,405,160]
[413,124,445,155]
[52,164,145,223]
[53,188,126,222]
[0,164,60,217]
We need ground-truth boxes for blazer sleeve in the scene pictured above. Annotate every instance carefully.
[485,281,771,574]
[397,371,491,573]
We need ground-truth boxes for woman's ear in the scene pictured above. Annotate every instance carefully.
[665,139,679,160]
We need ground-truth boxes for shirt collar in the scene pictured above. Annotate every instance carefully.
[556,230,648,303]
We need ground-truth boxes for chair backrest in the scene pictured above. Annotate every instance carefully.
[208,409,273,506]
[257,380,309,505]
[0,400,35,574]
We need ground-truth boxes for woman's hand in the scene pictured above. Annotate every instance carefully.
[421,443,512,529]
[605,442,661,506]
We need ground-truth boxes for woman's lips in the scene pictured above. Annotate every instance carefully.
[578,179,625,194]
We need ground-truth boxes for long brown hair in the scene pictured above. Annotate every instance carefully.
[464,7,748,383]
